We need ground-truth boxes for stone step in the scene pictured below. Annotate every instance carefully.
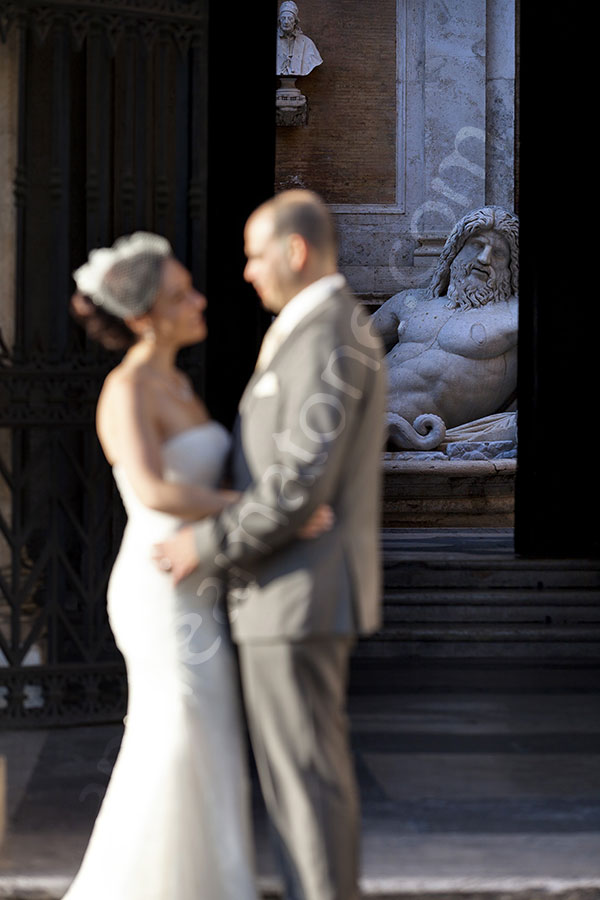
[383,559,600,590]
[1,875,597,899]
[358,640,600,659]
[383,591,600,623]
[369,622,600,647]
[380,529,598,565]
[348,656,600,693]
[267,881,599,900]
[361,530,600,662]
[2,694,599,900]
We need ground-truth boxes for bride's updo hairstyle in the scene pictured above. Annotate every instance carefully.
[71,232,172,350]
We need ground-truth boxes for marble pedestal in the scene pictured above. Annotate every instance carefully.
[276,76,308,127]
[382,456,516,527]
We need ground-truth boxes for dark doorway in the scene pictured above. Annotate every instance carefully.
[0,0,276,726]
[515,4,599,559]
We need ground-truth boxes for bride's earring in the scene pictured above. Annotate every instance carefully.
[143,326,156,343]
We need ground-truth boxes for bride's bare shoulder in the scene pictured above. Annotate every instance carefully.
[96,363,159,462]
[97,363,156,428]
[100,360,154,397]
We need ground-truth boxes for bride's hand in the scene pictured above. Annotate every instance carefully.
[298,504,335,539]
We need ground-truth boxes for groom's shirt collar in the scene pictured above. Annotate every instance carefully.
[255,272,346,373]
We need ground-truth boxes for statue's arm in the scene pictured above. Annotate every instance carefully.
[370,297,401,353]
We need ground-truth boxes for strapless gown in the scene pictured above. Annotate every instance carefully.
[63,422,258,900]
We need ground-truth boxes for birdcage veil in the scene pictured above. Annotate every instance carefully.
[73,232,172,319]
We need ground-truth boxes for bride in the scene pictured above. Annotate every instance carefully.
[64,233,330,900]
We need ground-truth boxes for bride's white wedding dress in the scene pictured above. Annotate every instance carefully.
[63,422,258,900]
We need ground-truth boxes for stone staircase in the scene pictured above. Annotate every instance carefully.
[351,528,600,692]
[2,528,599,900]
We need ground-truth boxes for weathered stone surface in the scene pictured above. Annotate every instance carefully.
[275,102,308,128]
[382,457,516,527]
[3,684,600,898]
[445,440,516,460]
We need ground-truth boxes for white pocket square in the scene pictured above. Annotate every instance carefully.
[252,371,279,398]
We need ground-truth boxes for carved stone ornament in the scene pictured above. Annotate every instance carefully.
[276,76,309,127]
[0,0,206,53]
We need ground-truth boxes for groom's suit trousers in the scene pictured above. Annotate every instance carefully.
[238,637,360,900]
[191,285,385,898]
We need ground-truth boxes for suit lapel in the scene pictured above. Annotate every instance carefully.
[254,288,347,376]
[237,287,352,423]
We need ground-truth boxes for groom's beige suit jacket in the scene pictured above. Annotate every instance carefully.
[192,275,387,643]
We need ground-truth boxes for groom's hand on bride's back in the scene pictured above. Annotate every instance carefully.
[151,527,198,585]
[297,504,335,539]
[151,503,333,582]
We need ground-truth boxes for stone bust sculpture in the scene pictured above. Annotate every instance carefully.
[371,206,519,449]
[276,1,323,77]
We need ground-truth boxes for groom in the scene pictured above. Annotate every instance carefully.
[155,190,386,900]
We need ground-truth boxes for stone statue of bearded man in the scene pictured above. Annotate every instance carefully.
[371,206,519,450]
[276,1,323,77]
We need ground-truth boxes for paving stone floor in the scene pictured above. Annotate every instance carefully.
[1,686,600,899]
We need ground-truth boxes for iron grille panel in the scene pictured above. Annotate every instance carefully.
[0,0,208,726]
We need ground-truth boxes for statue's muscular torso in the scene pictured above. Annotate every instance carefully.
[371,289,518,428]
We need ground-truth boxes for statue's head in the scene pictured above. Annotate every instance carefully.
[278,1,299,34]
[428,206,519,310]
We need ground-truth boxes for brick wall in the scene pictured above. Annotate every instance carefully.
[275,0,397,204]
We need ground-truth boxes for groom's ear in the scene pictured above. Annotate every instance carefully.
[286,233,309,273]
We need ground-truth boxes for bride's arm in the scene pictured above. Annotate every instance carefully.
[98,371,239,519]
[98,372,332,534]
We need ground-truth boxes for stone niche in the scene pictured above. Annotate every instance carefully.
[275,0,516,305]
[273,0,517,528]
[275,0,397,205]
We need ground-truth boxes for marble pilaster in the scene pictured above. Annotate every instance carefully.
[485,0,516,208]
[331,0,516,301]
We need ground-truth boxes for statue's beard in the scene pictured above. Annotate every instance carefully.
[278,24,299,38]
[446,258,512,310]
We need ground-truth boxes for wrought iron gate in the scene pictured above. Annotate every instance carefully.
[0,0,209,726]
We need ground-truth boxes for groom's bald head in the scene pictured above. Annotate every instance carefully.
[251,190,338,262]
[243,190,339,313]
